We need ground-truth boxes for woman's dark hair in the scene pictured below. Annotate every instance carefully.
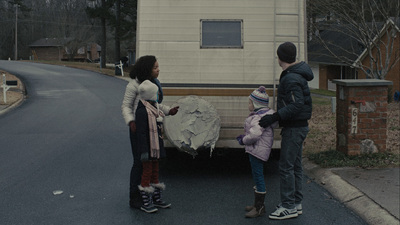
[129,55,157,83]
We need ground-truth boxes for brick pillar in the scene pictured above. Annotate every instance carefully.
[332,79,393,155]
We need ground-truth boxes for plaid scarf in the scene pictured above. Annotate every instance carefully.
[141,100,165,159]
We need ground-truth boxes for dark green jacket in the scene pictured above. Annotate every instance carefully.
[277,61,314,127]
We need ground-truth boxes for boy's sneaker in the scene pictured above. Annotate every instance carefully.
[295,203,302,215]
[269,206,298,220]
[276,203,303,215]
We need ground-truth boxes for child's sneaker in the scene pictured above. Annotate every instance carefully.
[269,206,298,220]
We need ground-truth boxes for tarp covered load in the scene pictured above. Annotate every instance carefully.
[163,95,220,157]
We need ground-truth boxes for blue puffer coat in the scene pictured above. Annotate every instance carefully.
[277,61,314,127]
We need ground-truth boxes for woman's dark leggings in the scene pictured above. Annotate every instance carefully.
[129,128,142,193]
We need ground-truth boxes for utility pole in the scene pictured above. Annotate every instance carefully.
[14,4,19,60]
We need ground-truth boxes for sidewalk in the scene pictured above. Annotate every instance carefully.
[303,158,399,225]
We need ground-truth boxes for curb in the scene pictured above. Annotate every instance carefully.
[303,158,399,225]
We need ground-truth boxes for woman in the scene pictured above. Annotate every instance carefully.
[121,55,178,209]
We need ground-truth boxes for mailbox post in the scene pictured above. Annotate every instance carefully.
[115,60,124,76]
[2,73,18,103]
[332,79,393,155]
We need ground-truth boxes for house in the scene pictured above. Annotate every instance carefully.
[308,24,364,91]
[136,0,308,148]
[29,38,67,61]
[86,43,101,62]
[29,38,101,62]
[308,19,400,93]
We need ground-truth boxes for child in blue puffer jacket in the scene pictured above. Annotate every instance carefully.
[236,86,279,218]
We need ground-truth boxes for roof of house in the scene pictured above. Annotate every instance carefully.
[308,18,399,66]
[30,38,102,52]
[355,18,400,65]
[87,43,101,52]
[307,25,365,65]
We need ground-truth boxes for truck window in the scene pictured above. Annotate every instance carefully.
[200,19,243,48]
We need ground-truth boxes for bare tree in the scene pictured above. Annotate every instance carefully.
[43,0,97,61]
[109,0,137,63]
[86,0,115,68]
[0,1,15,59]
[309,0,400,79]
[114,0,121,63]
[0,0,31,60]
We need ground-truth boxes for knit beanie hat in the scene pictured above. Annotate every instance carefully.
[249,86,270,109]
[277,42,296,63]
[139,80,159,101]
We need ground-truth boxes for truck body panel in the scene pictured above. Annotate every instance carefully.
[136,0,307,149]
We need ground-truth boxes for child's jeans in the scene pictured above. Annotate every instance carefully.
[141,160,159,187]
[249,154,266,193]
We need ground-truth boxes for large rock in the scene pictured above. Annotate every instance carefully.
[163,95,220,157]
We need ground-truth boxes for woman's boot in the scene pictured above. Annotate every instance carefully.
[245,191,266,218]
[152,183,171,208]
[138,185,158,213]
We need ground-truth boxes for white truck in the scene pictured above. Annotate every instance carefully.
[135,0,307,153]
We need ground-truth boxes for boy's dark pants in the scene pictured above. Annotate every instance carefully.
[279,126,309,209]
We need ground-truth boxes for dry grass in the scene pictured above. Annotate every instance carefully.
[31,60,128,77]
[387,103,400,155]
[304,103,337,155]
[304,97,400,158]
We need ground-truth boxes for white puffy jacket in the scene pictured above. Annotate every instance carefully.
[121,78,171,125]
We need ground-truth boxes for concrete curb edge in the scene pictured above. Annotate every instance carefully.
[303,158,399,225]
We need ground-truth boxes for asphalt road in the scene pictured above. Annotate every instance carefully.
[0,60,368,225]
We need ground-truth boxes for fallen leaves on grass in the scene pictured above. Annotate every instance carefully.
[304,104,336,155]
